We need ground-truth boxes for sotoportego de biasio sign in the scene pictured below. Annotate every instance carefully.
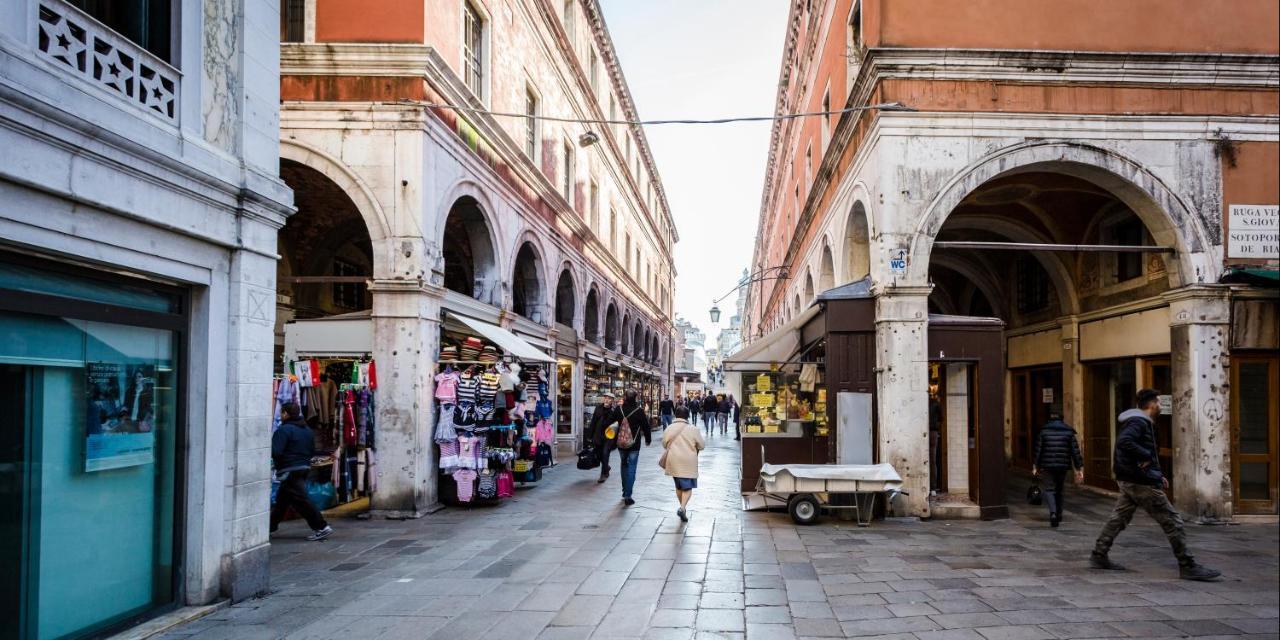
[1227,204,1279,260]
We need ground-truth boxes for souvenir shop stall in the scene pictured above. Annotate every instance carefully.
[279,314,381,512]
[433,313,557,506]
[556,358,575,437]
[725,304,828,493]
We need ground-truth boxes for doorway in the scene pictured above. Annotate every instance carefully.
[1232,354,1279,514]
[1011,366,1064,469]
[1085,359,1135,491]
[930,362,979,502]
[1141,358,1174,494]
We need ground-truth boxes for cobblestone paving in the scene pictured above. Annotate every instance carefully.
[163,430,1279,639]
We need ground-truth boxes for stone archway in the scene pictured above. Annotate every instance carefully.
[819,243,835,292]
[512,241,546,324]
[605,302,620,351]
[442,197,500,305]
[555,267,577,327]
[845,201,871,282]
[584,286,600,343]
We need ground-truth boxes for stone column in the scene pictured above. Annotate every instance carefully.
[1165,285,1232,522]
[945,363,970,497]
[875,286,932,517]
[221,244,279,602]
[368,278,440,517]
[1059,316,1085,444]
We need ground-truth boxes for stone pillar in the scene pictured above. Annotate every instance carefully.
[1059,316,1085,443]
[368,278,440,517]
[945,363,970,497]
[875,286,932,517]
[1165,286,1233,522]
[221,244,279,602]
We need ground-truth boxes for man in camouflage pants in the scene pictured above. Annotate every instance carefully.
[1090,389,1220,581]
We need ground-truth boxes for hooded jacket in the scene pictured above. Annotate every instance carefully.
[1113,408,1162,486]
[1033,419,1083,471]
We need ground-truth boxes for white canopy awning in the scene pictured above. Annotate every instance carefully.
[447,312,555,363]
[723,304,821,371]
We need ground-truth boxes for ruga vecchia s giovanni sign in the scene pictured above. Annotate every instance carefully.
[1227,204,1279,260]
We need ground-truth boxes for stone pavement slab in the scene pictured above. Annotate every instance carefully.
[159,433,1278,640]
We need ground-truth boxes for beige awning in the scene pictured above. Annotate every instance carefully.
[446,313,555,363]
[723,304,821,371]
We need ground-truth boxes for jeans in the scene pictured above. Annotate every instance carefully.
[1041,468,1067,520]
[716,412,728,432]
[1094,480,1194,567]
[619,447,640,498]
[270,470,328,532]
[660,414,673,428]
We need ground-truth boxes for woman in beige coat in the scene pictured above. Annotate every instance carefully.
[661,405,705,522]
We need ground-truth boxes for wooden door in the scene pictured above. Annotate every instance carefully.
[1233,355,1279,514]
[1011,371,1032,469]
[1084,361,1132,491]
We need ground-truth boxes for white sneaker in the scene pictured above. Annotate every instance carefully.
[307,526,333,541]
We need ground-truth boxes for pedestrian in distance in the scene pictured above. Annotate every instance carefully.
[611,390,652,505]
[589,393,618,483]
[689,393,701,427]
[659,395,675,429]
[1090,389,1221,581]
[1032,412,1083,527]
[730,394,741,441]
[716,393,731,436]
[660,404,704,522]
[269,402,333,541]
[702,393,719,435]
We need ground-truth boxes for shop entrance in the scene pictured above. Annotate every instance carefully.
[929,362,980,503]
[1010,366,1064,469]
[1084,360,1135,491]
[1232,354,1279,514]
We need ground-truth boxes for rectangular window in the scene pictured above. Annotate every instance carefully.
[589,179,600,234]
[846,1,863,93]
[1016,255,1050,313]
[563,0,575,45]
[524,87,539,159]
[625,233,632,268]
[610,209,618,254]
[562,139,575,205]
[463,2,485,98]
[69,0,174,63]
[805,144,813,187]
[821,89,831,150]
[1102,216,1148,284]
[332,259,367,309]
[281,0,305,42]
[589,48,599,96]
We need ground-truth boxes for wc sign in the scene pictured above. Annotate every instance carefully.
[889,249,909,276]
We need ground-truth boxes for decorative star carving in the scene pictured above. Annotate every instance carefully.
[40,17,87,70]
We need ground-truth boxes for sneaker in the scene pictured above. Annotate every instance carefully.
[677,508,688,522]
[1089,553,1125,571]
[623,497,635,506]
[1179,564,1222,581]
[307,526,333,541]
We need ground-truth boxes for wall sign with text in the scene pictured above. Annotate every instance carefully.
[1227,204,1279,260]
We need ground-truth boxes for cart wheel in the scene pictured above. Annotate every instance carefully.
[788,494,821,525]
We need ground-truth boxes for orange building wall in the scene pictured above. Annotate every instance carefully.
[1222,142,1280,266]
[316,0,424,43]
[870,0,1279,54]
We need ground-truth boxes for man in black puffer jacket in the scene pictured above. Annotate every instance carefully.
[1032,413,1083,527]
[1090,389,1219,581]
[270,402,332,541]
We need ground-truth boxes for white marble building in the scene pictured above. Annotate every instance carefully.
[0,0,291,634]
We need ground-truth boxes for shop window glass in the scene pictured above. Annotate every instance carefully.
[0,261,179,314]
[1240,462,1270,500]
[0,312,177,639]
[1238,362,1271,455]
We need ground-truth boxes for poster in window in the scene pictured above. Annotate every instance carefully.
[85,362,157,472]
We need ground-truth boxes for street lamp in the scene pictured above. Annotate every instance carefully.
[709,303,721,324]
[708,266,789,331]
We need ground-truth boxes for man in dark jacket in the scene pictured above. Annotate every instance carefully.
[270,402,332,541]
[702,393,719,435]
[588,393,617,483]
[1091,389,1219,581]
[659,396,675,429]
[613,390,653,506]
[1032,413,1083,527]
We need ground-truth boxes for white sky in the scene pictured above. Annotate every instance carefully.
[599,0,789,351]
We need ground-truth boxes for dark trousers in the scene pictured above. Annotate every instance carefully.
[270,470,328,532]
[1094,480,1195,568]
[598,439,617,476]
[1041,468,1068,520]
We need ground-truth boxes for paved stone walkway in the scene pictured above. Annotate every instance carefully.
[163,428,1279,639]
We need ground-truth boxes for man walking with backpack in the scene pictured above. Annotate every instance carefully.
[1032,412,1083,527]
[1090,389,1220,581]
